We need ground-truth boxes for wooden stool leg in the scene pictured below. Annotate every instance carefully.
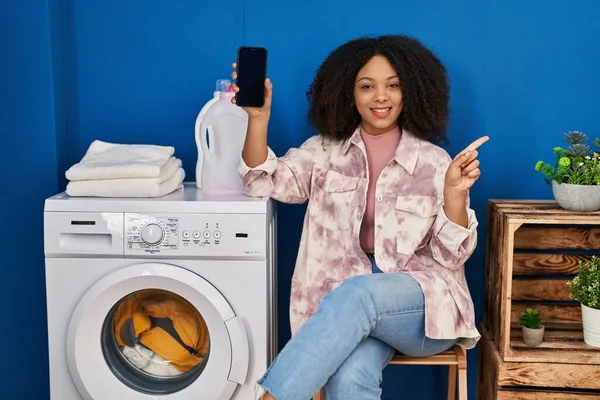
[447,364,457,400]
[453,345,467,400]
[313,389,324,400]
[458,368,467,400]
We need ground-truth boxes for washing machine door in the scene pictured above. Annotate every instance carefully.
[66,262,249,400]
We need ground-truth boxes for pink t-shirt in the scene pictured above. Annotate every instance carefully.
[359,126,401,253]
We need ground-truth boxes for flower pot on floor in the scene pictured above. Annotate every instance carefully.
[582,303,600,348]
[552,180,600,212]
[522,325,545,347]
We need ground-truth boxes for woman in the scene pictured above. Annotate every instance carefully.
[231,34,486,400]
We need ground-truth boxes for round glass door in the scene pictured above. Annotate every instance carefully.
[101,289,211,394]
[66,262,248,400]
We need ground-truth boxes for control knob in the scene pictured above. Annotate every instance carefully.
[141,223,164,245]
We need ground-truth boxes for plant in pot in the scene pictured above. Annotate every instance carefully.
[535,130,600,212]
[519,308,544,346]
[567,255,600,348]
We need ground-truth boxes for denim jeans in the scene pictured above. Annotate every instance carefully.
[255,257,458,400]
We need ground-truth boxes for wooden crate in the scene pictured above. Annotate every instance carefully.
[477,328,600,399]
[483,199,600,364]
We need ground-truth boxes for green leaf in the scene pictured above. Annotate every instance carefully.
[567,256,600,309]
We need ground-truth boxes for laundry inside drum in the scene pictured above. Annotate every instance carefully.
[101,288,211,394]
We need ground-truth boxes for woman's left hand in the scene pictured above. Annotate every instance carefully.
[444,136,489,195]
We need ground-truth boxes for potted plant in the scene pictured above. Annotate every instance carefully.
[567,256,600,348]
[535,130,600,211]
[519,308,544,346]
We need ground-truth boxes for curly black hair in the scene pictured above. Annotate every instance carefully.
[306,35,450,145]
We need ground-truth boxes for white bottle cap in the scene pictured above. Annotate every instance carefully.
[216,79,231,92]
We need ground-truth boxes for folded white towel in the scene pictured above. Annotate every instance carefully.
[134,156,181,183]
[66,167,185,198]
[65,140,175,181]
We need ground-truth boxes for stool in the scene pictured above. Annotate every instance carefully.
[312,344,467,400]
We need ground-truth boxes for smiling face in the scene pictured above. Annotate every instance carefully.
[353,55,403,135]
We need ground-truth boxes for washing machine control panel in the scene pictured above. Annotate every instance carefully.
[126,215,179,251]
[124,213,267,257]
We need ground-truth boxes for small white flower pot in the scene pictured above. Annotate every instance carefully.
[582,303,600,348]
[522,325,545,347]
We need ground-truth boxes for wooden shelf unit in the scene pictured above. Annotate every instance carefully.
[478,200,600,398]
[478,328,600,399]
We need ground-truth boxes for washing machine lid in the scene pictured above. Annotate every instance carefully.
[66,262,249,399]
[44,182,270,214]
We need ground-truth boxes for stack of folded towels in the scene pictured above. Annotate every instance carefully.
[65,140,185,198]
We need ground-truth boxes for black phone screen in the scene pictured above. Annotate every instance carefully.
[236,46,268,108]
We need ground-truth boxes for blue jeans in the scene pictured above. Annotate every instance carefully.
[256,257,458,399]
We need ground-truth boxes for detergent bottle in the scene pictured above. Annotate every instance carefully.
[196,80,249,195]
[195,79,230,189]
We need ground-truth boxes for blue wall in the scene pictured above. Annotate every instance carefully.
[0,0,57,397]
[2,0,600,398]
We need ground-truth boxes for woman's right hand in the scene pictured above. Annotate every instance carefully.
[230,62,273,120]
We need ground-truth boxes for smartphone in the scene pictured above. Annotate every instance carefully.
[235,46,268,108]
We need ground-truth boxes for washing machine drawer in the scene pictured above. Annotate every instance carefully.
[44,212,124,256]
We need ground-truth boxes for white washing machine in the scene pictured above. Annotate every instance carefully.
[43,183,277,400]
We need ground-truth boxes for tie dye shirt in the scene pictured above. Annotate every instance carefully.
[238,127,481,349]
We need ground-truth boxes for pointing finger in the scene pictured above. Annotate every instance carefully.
[459,136,489,156]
